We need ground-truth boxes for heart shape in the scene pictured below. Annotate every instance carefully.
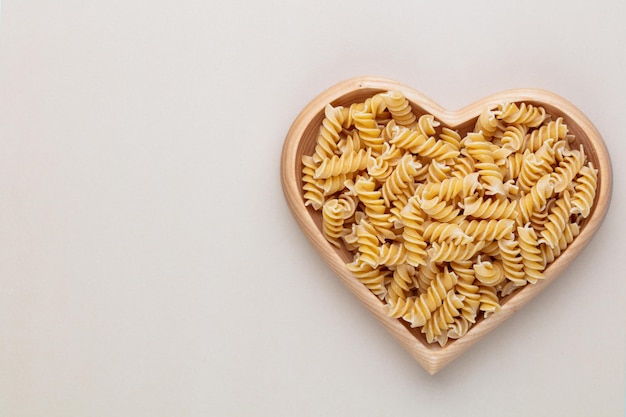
[280,77,612,374]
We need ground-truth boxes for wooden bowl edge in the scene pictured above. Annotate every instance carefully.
[280,77,613,375]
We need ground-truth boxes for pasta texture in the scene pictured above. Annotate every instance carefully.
[301,91,598,347]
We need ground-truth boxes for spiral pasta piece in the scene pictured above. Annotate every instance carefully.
[497,102,546,128]
[481,240,501,258]
[516,143,556,193]
[340,101,365,129]
[317,174,349,197]
[341,222,360,252]
[314,148,371,179]
[337,130,361,153]
[439,127,462,151]
[379,141,404,163]
[528,200,552,232]
[322,196,356,247]
[450,259,476,284]
[504,151,524,182]
[497,235,526,287]
[353,109,383,155]
[422,290,465,345]
[354,220,381,268]
[516,174,555,226]
[427,160,451,183]
[353,106,381,137]
[428,240,487,263]
[352,176,395,241]
[388,123,422,150]
[421,196,462,223]
[450,156,475,179]
[464,132,506,196]
[552,139,571,163]
[389,120,459,161]
[458,219,515,241]
[474,106,501,138]
[312,104,347,163]
[366,143,402,181]
[540,222,580,264]
[386,264,416,303]
[462,196,518,220]
[570,163,598,217]
[362,93,388,119]
[550,147,585,193]
[422,221,472,245]
[389,180,418,226]
[538,191,572,249]
[497,123,527,156]
[421,172,481,202]
[366,158,392,182]
[399,196,428,267]
[382,154,421,207]
[447,315,473,340]
[387,268,458,328]
[416,114,439,136]
[412,134,460,161]
[517,225,545,284]
[453,266,481,323]
[382,91,417,127]
[301,155,324,209]
[478,285,501,317]
[378,242,409,267]
[503,178,520,197]
[473,257,506,286]
[413,161,430,184]
[346,260,389,299]
[523,117,568,152]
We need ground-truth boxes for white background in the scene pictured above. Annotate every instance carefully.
[1,1,625,416]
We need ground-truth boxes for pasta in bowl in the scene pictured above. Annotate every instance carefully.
[280,77,611,374]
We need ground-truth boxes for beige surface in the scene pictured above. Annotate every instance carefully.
[1,0,625,415]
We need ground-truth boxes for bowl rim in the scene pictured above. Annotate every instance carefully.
[280,76,613,374]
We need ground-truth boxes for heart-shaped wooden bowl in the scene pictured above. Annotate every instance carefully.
[280,76,612,375]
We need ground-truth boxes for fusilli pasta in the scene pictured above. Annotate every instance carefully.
[301,90,599,346]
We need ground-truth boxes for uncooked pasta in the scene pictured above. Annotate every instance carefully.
[301,90,598,347]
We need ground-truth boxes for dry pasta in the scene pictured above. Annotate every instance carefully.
[301,91,599,346]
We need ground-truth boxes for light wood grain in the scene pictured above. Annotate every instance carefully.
[280,76,612,375]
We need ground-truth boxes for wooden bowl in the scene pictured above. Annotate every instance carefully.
[280,76,612,375]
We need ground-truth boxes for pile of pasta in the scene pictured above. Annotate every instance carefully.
[301,91,598,347]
